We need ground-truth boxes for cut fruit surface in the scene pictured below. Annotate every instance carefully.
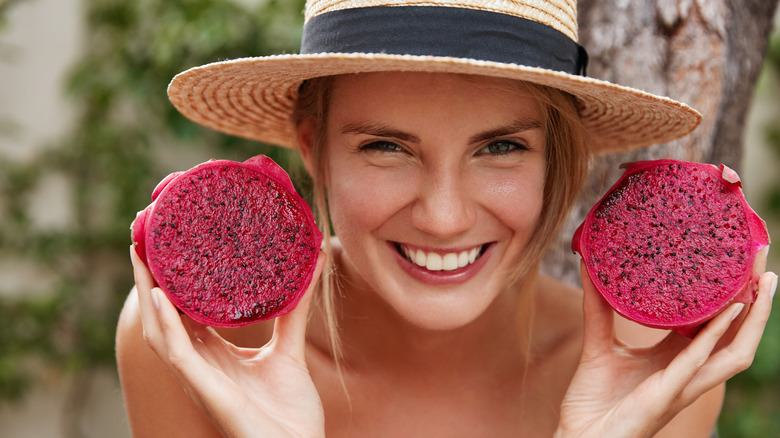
[572,160,769,337]
[131,156,322,327]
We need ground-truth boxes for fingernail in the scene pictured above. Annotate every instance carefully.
[731,303,745,321]
[771,273,778,300]
[151,287,161,309]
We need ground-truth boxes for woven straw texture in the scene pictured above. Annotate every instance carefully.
[167,0,701,154]
[306,0,579,40]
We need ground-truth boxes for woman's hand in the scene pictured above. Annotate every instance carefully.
[131,247,327,438]
[556,248,776,438]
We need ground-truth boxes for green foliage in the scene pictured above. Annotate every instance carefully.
[0,0,304,402]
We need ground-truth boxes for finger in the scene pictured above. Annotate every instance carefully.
[147,287,196,361]
[650,298,745,411]
[183,318,254,370]
[150,288,252,420]
[272,250,327,360]
[580,260,616,357]
[131,246,164,344]
[151,286,221,380]
[667,300,742,378]
[130,243,207,374]
[131,246,211,376]
[130,245,157,294]
[680,270,777,401]
[180,317,235,370]
[648,329,692,367]
[735,271,776,341]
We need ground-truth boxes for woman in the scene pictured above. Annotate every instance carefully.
[117,1,776,436]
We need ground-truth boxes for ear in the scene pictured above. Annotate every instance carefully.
[296,116,317,177]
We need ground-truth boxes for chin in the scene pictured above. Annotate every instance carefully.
[381,280,505,332]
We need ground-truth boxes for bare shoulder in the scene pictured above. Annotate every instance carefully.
[115,287,221,437]
[116,288,274,437]
[534,274,584,338]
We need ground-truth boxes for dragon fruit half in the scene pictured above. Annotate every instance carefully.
[572,159,769,337]
[131,155,323,327]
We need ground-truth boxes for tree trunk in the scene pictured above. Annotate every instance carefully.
[542,0,779,286]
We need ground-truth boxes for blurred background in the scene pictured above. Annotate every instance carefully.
[0,0,778,436]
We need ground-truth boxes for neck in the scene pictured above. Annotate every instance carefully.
[329,254,538,380]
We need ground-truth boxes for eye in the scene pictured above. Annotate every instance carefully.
[359,140,405,153]
[478,140,528,155]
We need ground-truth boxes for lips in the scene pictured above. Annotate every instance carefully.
[397,243,485,271]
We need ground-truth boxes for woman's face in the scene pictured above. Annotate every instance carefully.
[318,72,547,330]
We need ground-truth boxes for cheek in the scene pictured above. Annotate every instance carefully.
[326,161,416,239]
[478,167,546,232]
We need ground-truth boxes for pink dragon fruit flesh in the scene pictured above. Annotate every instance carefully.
[131,155,323,327]
[572,160,769,337]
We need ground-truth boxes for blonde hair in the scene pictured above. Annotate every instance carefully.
[292,74,590,361]
[291,76,344,362]
[513,81,590,283]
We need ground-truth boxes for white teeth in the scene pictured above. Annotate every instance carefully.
[458,251,469,267]
[414,249,426,266]
[425,252,442,270]
[401,245,483,271]
[442,253,459,271]
[468,247,478,263]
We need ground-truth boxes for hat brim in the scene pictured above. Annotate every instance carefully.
[167,52,702,154]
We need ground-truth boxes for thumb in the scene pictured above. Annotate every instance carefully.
[272,250,327,360]
[580,260,616,356]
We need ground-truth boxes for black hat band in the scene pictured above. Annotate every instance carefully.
[301,6,588,76]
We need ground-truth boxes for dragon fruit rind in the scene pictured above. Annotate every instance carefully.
[131,155,323,327]
[572,160,769,337]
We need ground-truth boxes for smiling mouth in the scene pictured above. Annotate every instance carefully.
[395,243,487,272]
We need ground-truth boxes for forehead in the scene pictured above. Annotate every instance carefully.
[327,72,545,126]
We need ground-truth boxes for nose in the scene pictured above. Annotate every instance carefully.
[410,166,478,238]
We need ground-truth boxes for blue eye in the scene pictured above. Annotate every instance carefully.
[360,141,404,152]
[480,140,527,155]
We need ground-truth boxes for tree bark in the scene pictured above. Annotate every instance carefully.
[542,0,779,286]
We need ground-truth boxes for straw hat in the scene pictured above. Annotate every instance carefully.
[167,0,702,154]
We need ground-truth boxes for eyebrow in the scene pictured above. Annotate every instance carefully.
[340,118,543,144]
[468,119,543,144]
[341,121,421,143]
